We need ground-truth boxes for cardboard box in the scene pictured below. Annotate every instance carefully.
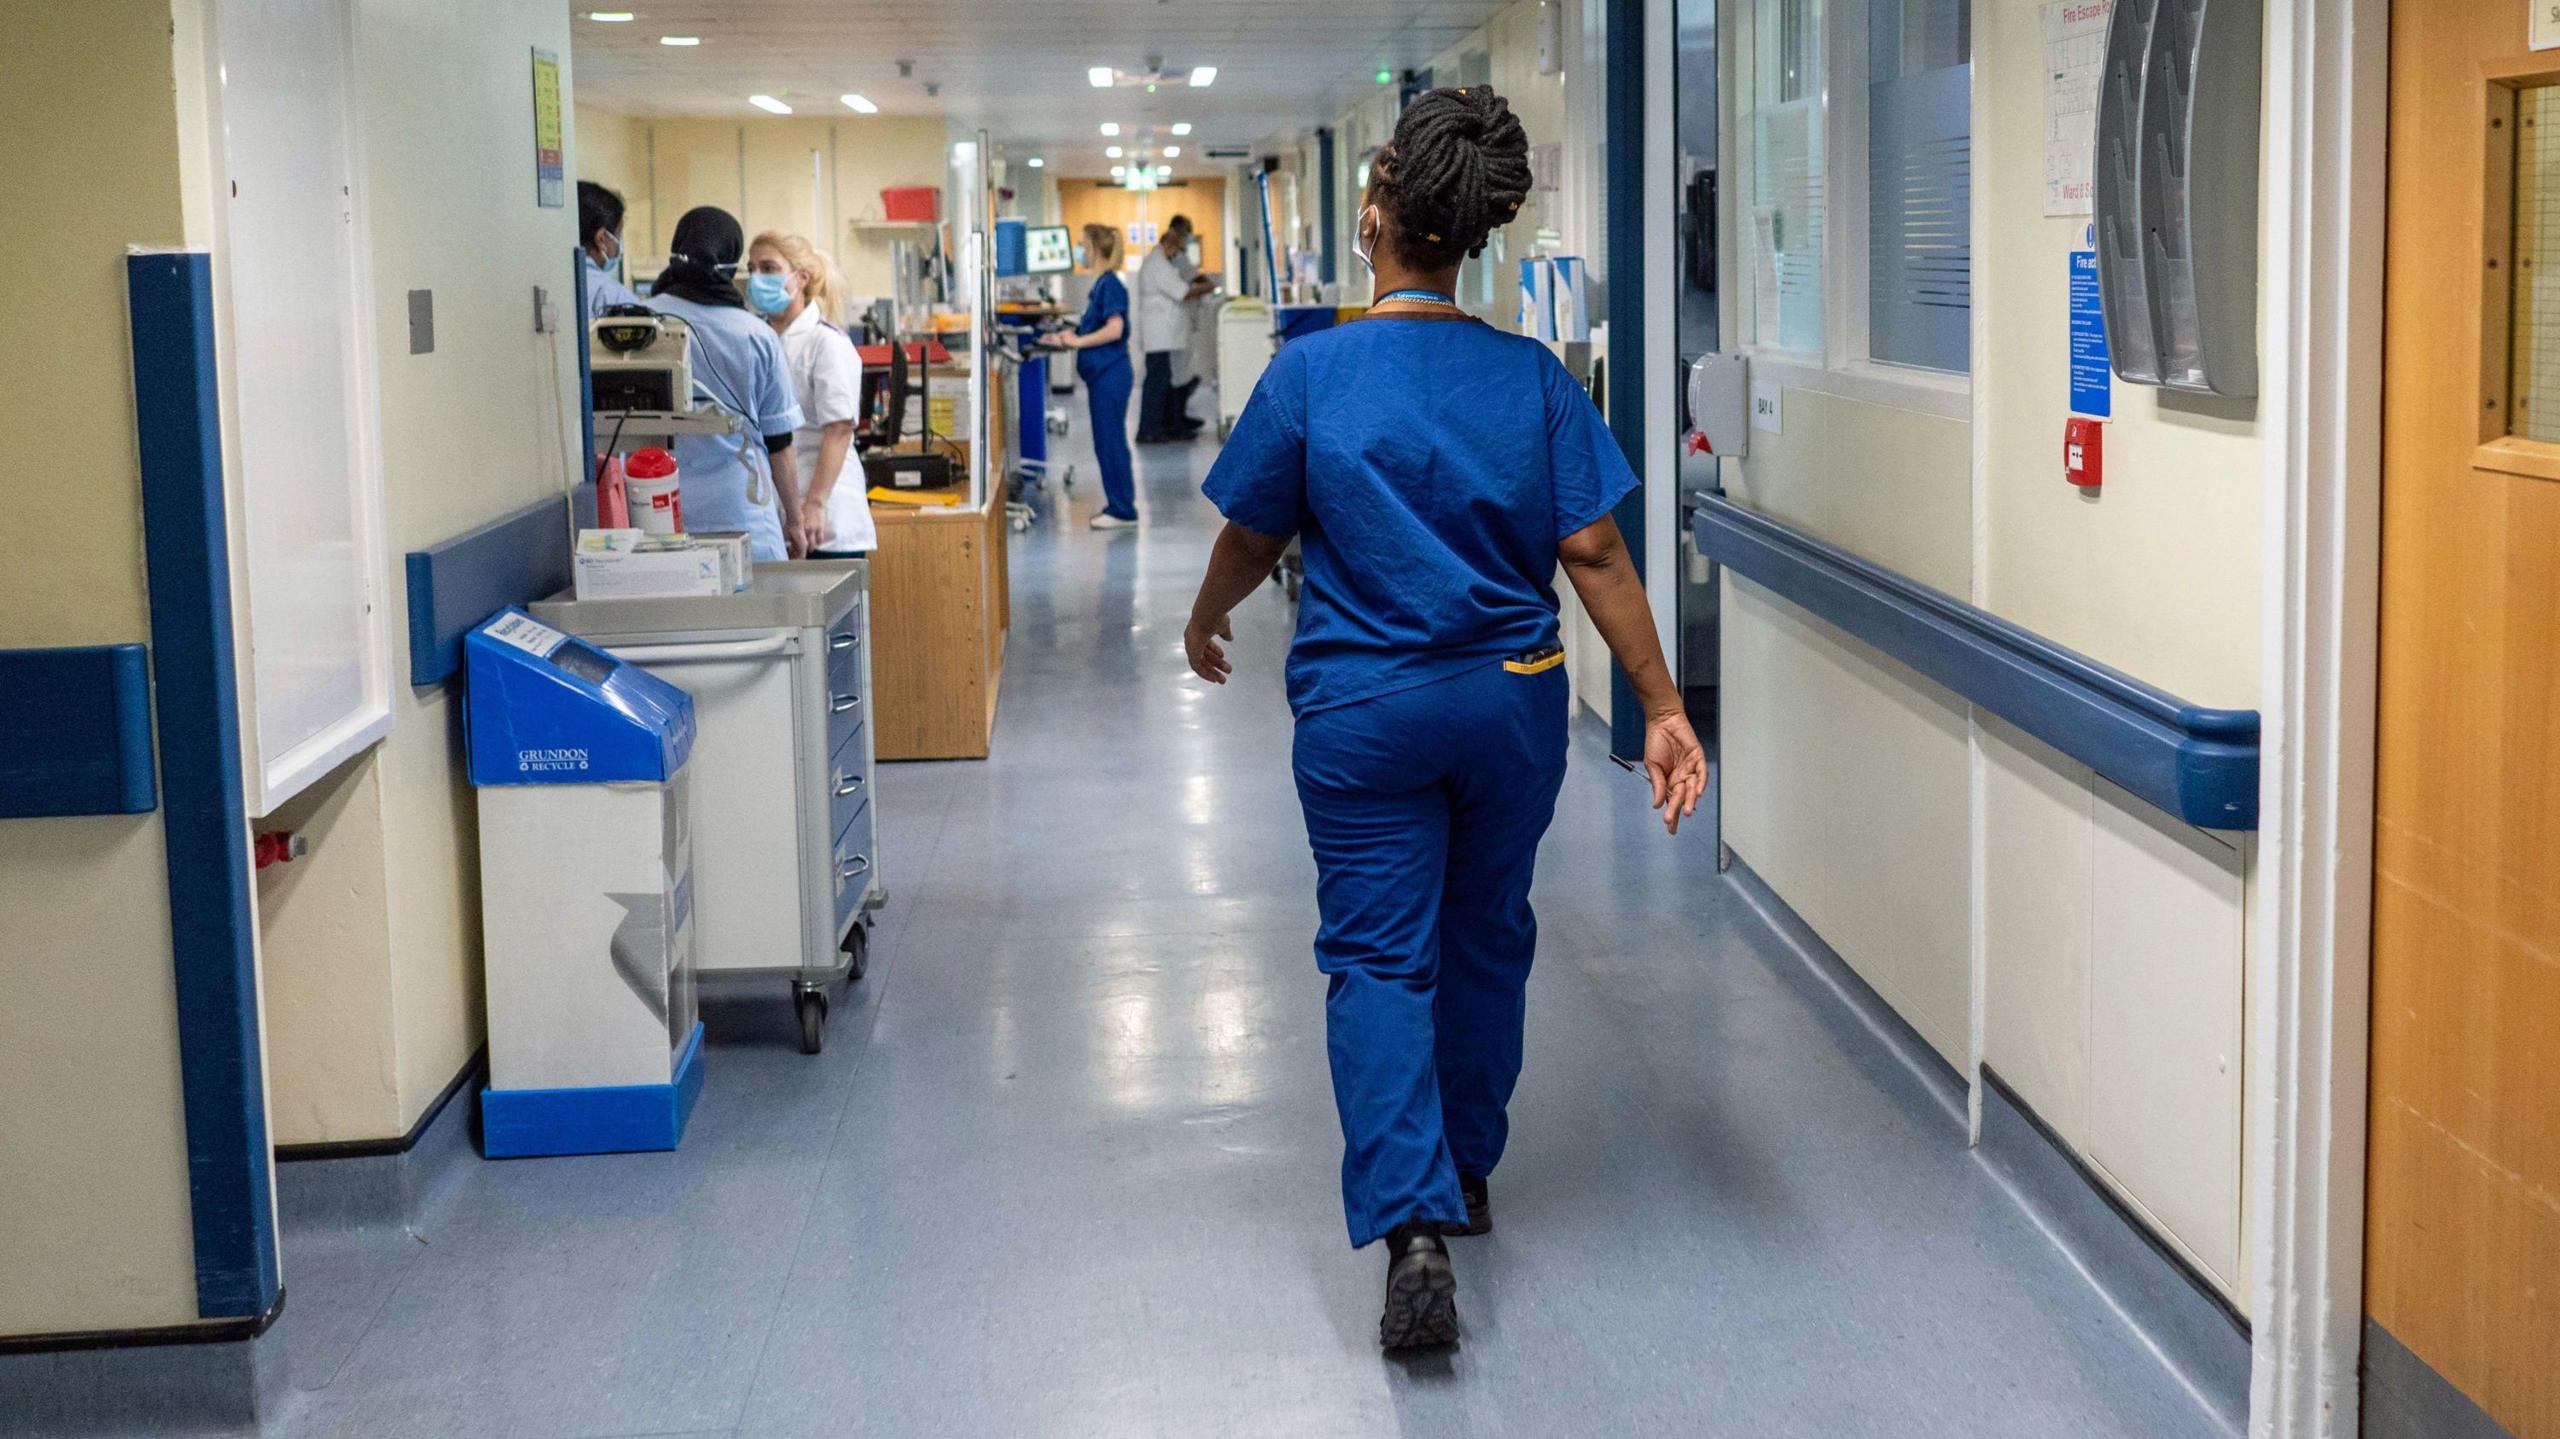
[688,530,754,592]
[572,529,725,601]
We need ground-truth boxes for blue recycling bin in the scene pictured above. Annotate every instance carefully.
[465,608,707,1158]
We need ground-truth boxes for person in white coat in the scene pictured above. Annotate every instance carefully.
[747,231,873,555]
[1135,214,1212,441]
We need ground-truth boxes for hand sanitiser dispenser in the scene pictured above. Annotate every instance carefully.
[465,609,705,1158]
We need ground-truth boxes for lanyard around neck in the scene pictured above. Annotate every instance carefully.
[1376,287,1456,307]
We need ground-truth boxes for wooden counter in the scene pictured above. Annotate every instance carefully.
[868,490,1008,760]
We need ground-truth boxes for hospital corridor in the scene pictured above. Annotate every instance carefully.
[3,1,2556,1437]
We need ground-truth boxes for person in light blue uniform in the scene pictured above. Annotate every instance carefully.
[1183,87,1710,1352]
[577,181,641,324]
[1052,223,1139,530]
[645,207,806,560]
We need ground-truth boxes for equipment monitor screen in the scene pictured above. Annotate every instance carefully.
[1025,225,1074,275]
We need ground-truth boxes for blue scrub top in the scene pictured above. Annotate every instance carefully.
[644,293,804,560]
[582,255,642,324]
[1203,315,1638,718]
[1075,271,1131,380]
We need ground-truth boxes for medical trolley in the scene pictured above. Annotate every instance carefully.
[533,562,881,1054]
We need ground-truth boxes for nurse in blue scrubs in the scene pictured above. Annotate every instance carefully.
[646,207,807,560]
[1052,223,1140,531]
[1183,87,1710,1351]
[577,181,641,324]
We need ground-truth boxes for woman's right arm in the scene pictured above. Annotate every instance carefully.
[1557,516,1709,834]
[1060,315,1123,349]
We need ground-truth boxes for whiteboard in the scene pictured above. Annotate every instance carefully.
[205,0,394,815]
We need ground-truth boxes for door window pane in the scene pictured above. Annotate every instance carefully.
[1867,0,1970,373]
[2511,85,2560,441]
[1751,0,1826,355]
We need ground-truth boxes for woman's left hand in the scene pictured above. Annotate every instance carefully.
[1183,614,1234,685]
[801,495,830,547]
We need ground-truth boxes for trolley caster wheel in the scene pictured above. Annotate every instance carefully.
[840,923,870,983]
[795,989,827,1055]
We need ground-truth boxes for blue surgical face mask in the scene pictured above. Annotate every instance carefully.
[1074,244,1090,267]
[745,272,790,315]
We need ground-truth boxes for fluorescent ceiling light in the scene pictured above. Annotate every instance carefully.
[588,11,635,21]
[659,34,699,45]
[1171,122,1192,136]
[1100,122,1120,136]
[749,94,791,113]
[1027,156,1045,169]
[1188,66,1217,87]
[1088,66,1114,87]
[1111,165,1127,178]
[1155,163,1171,176]
[1163,146,1180,158]
[840,93,877,113]
[1105,145,1122,158]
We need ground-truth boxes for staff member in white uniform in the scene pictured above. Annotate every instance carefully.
[747,231,873,555]
[645,207,807,560]
[1135,214,1212,441]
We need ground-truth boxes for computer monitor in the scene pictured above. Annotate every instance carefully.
[1024,225,1074,275]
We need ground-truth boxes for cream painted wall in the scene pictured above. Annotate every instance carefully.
[573,110,952,302]
[1716,392,1976,1066]
[1975,0,2263,709]
[1722,582,1976,1063]
[255,0,585,1146]
[1968,0,2262,1303]
[0,2,207,1338]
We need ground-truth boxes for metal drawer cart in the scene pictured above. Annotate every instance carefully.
[534,562,881,1052]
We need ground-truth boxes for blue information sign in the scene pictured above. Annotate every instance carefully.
[2069,249,2111,418]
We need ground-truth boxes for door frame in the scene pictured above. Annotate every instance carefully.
[2248,0,2388,1434]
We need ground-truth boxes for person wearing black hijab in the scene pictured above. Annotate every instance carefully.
[642,206,808,558]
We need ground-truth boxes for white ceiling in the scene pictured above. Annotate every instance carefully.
[570,0,1510,174]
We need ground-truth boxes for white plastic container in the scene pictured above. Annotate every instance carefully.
[625,447,682,535]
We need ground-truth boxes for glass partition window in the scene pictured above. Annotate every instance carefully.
[2510,85,2560,442]
[1747,0,1827,356]
[1734,0,1973,382]
[1866,0,1971,372]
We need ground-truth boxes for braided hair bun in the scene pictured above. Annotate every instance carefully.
[1375,86,1533,266]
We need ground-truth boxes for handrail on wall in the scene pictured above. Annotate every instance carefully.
[404,495,574,687]
[1691,492,2260,830]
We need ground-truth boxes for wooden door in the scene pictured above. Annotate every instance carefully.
[2369,4,2560,1435]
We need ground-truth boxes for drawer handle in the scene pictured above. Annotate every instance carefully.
[831,692,861,713]
[835,773,865,797]
[829,633,859,652]
[840,854,871,880]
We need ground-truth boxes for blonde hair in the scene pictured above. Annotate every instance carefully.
[748,230,845,323]
[1082,223,1121,267]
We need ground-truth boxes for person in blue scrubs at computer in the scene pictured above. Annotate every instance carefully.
[1052,223,1139,531]
[1183,86,1710,1352]
[646,206,807,560]
[577,181,641,324]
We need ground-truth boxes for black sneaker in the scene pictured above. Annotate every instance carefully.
[1379,1221,1459,1350]
[1442,1174,1492,1237]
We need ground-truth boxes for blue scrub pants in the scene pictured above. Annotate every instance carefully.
[1292,660,1570,1248]
[1083,359,1138,520]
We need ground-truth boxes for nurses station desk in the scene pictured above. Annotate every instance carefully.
[864,348,1012,762]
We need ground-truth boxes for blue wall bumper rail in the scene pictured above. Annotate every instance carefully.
[404,495,574,687]
[0,645,157,817]
[1692,492,2260,830]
